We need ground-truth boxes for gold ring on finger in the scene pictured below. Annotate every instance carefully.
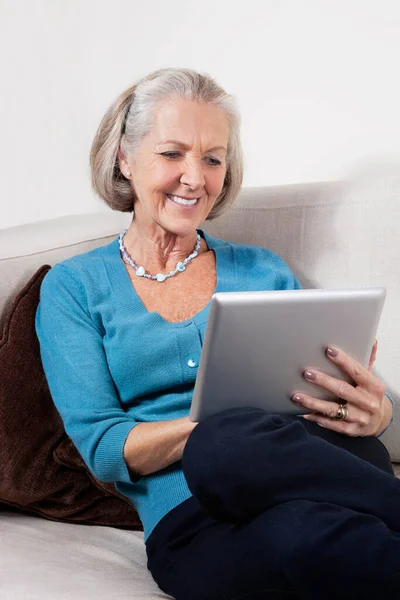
[335,403,349,421]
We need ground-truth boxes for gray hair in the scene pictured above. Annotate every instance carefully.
[90,68,243,220]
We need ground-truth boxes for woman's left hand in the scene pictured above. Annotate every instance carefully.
[291,340,392,437]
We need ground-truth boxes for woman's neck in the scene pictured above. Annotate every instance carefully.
[122,222,201,273]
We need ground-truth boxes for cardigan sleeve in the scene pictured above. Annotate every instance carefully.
[35,263,138,484]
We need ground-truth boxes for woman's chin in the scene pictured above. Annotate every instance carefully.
[162,200,207,233]
[165,222,201,238]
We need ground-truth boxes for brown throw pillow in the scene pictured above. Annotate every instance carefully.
[0,265,143,530]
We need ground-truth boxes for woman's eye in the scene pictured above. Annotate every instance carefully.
[160,152,221,166]
[207,157,222,166]
[161,152,181,159]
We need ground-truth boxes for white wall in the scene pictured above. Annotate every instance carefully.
[1,0,400,229]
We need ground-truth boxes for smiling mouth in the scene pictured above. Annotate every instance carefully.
[166,194,199,206]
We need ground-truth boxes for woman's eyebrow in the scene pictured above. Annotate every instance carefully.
[159,139,227,152]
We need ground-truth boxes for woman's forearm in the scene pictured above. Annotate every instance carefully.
[123,417,197,478]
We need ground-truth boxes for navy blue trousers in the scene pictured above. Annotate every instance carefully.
[146,408,400,600]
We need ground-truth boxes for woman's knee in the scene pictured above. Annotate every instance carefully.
[190,406,286,443]
[184,407,281,462]
[182,407,288,491]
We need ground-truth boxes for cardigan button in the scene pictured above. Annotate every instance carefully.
[187,357,198,368]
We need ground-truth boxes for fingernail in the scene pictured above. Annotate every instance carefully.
[292,394,303,404]
[326,347,338,358]
[304,370,316,380]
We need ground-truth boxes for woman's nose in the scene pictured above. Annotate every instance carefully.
[180,159,205,191]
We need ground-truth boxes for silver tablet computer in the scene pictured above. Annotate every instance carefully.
[189,288,386,422]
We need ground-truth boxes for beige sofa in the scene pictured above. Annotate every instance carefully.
[0,180,399,599]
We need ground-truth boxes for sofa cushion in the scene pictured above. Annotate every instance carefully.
[0,264,143,530]
[0,512,172,600]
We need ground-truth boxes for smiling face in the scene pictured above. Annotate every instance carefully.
[119,96,230,239]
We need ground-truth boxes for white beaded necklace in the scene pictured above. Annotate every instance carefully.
[118,230,201,283]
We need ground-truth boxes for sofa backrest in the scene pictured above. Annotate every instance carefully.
[1,179,399,459]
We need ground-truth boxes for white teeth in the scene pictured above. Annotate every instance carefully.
[167,194,198,206]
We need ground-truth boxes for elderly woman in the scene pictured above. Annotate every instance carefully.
[36,68,399,600]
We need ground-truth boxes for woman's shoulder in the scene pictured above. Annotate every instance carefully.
[202,229,287,267]
[41,237,117,292]
[231,238,282,263]
[201,230,301,290]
